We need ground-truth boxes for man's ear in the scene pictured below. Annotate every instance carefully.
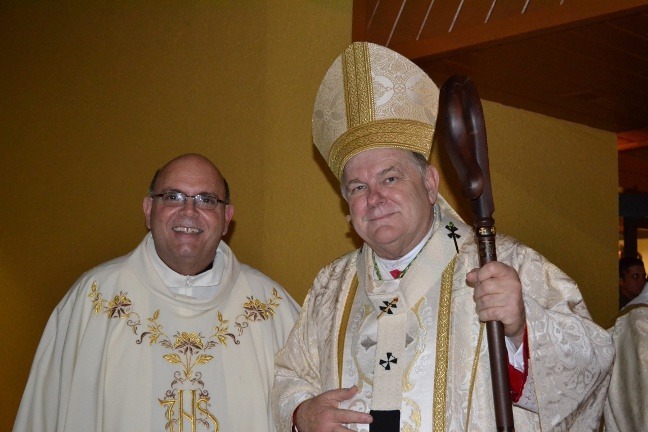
[222,204,235,236]
[143,197,153,230]
[425,165,440,204]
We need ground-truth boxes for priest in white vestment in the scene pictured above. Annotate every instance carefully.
[272,42,613,432]
[14,154,300,432]
[604,281,648,431]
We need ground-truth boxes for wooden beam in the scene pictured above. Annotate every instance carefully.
[377,0,648,61]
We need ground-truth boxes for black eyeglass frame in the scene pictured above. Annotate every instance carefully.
[150,191,228,210]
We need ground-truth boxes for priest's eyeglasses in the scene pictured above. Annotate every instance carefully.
[150,191,227,210]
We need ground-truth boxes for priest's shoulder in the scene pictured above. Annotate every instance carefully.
[69,254,130,294]
[49,253,130,315]
[238,263,291,297]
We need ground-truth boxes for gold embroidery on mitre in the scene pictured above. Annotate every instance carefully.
[342,42,374,131]
[88,282,283,432]
[432,256,456,432]
[328,119,434,179]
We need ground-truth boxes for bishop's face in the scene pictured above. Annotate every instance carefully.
[342,148,439,260]
[143,155,234,276]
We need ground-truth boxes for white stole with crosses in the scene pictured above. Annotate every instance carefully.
[345,203,469,429]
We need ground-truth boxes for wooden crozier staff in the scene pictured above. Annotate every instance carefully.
[438,75,515,431]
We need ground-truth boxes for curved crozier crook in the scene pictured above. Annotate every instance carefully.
[439,75,494,221]
[439,76,484,200]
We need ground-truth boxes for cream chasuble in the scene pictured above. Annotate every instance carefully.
[14,233,300,432]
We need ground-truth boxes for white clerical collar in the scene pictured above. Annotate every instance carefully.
[374,225,434,279]
[146,235,227,300]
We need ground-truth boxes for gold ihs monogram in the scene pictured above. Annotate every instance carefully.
[160,389,219,432]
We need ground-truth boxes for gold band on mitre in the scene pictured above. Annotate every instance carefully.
[312,42,439,180]
[329,119,435,180]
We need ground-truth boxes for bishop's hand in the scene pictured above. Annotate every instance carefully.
[467,261,526,348]
[294,386,373,432]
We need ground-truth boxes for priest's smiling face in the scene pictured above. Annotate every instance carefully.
[143,154,234,276]
[342,148,439,260]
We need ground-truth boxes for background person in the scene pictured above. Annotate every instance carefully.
[618,256,646,309]
[604,271,648,431]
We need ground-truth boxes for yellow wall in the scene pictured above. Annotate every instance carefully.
[0,2,617,429]
[432,101,618,328]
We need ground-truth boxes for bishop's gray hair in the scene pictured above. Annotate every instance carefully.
[340,150,430,200]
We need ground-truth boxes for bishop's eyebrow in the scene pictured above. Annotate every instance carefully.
[378,165,399,176]
[345,165,400,186]
[345,177,362,188]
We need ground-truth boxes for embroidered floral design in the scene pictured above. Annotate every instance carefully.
[144,310,165,345]
[174,332,203,354]
[107,293,132,318]
[243,287,281,322]
[156,331,214,379]
[88,281,283,431]
[211,311,239,346]
[88,282,104,314]
[244,297,273,321]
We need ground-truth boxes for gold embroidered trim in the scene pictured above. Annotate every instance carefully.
[403,297,426,392]
[89,286,283,376]
[338,274,359,387]
[342,42,373,132]
[403,397,422,431]
[432,256,456,432]
[88,282,283,430]
[328,119,434,179]
[466,322,485,431]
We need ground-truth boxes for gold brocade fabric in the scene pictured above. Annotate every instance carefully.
[272,196,614,432]
[339,275,359,388]
[432,257,456,432]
